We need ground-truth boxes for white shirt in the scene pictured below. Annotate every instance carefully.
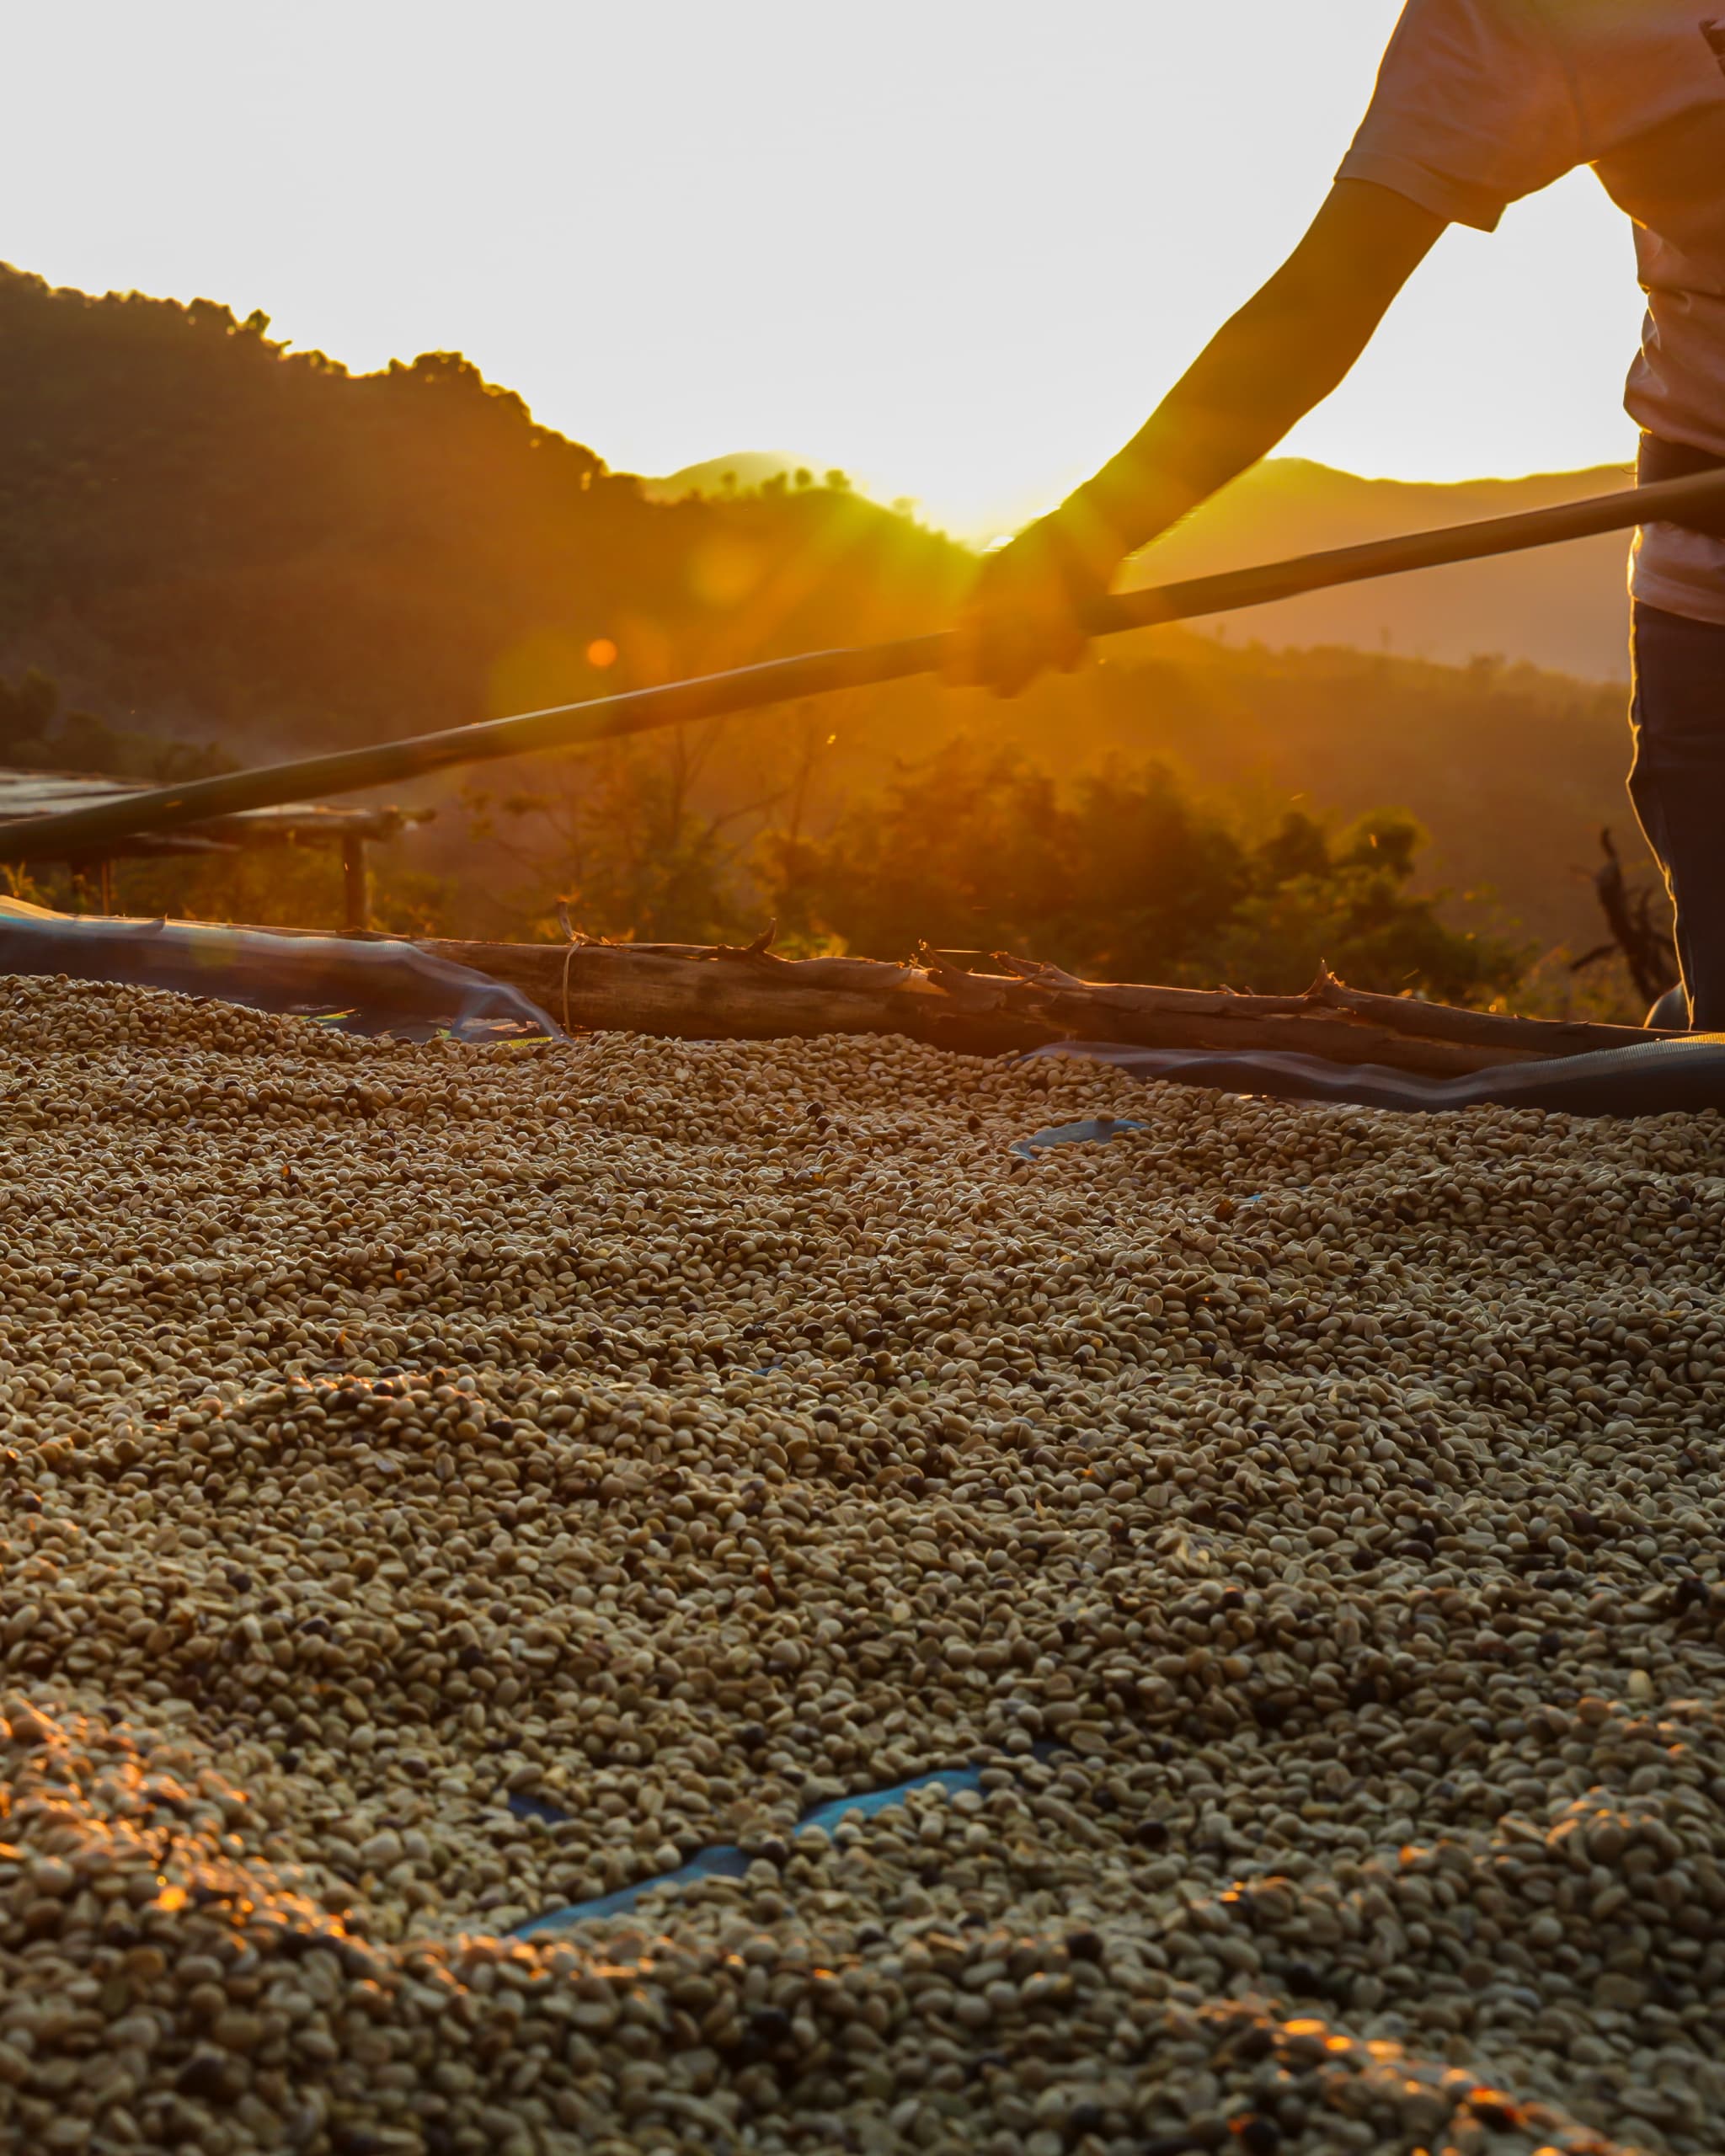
[1338,0,1725,627]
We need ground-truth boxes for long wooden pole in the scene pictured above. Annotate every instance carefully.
[6,467,1722,862]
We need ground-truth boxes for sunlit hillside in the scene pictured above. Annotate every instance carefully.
[0,267,967,755]
[1134,457,1637,681]
[650,453,1641,682]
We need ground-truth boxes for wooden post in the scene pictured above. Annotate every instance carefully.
[342,836,370,933]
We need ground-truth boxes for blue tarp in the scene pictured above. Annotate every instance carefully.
[510,1765,988,1938]
[1028,1036,1725,1119]
[0,910,558,1041]
[1010,1115,1146,1160]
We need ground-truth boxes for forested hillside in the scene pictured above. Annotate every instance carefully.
[1124,458,1638,681]
[1004,632,1632,945]
[649,455,1644,681]
[0,266,965,750]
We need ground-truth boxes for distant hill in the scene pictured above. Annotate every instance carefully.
[652,451,1643,680]
[0,268,964,756]
[1135,457,1638,681]
[643,452,825,500]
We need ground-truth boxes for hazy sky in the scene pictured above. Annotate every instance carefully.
[7,1,1645,536]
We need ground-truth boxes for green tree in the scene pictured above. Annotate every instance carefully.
[0,666,232,781]
[759,738,1526,1003]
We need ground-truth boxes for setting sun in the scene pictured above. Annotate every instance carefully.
[0,2,1640,537]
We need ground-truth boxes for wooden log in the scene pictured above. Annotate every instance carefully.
[418,938,1671,1077]
[991,953,1670,1059]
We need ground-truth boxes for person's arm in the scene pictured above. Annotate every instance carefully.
[948,179,1448,695]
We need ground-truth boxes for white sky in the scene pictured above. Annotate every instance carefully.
[6,0,1646,537]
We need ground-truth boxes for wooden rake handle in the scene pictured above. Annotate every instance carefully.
[6,466,1722,862]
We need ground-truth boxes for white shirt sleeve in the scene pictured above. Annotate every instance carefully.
[1336,0,1585,232]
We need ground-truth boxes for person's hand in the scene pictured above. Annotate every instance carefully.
[944,504,1123,697]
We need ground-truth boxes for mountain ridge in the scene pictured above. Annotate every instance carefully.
[643,448,1642,680]
[1126,455,1637,680]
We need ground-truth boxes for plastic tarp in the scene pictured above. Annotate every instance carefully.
[0,905,558,1041]
[510,1766,988,1938]
[1028,1037,1725,1119]
[1011,1116,1146,1160]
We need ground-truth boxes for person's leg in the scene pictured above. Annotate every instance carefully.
[1628,602,1725,1030]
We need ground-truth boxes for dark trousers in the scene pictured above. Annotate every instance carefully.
[1630,601,1725,1029]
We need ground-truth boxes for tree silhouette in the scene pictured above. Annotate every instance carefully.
[758,738,1526,1002]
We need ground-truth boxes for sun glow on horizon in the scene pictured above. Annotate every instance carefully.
[0,1,1645,542]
